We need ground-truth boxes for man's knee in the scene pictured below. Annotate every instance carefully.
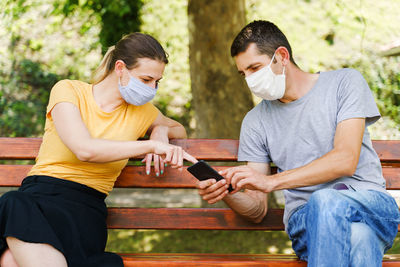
[350,222,384,266]
[307,189,345,215]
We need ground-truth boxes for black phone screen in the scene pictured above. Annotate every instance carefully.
[187,160,233,192]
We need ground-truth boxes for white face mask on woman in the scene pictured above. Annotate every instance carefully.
[245,51,286,101]
[118,68,157,106]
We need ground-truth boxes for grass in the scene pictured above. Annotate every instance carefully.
[106,229,400,254]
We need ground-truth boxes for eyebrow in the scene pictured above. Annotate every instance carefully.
[140,75,163,81]
[238,62,261,74]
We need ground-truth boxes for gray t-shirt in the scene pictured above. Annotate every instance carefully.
[237,68,388,230]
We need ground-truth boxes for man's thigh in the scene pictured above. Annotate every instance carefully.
[287,189,399,260]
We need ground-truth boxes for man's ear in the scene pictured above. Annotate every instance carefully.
[275,46,290,66]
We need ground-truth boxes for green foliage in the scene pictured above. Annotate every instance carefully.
[354,56,400,125]
[106,229,293,254]
[246,0,400,131]
[53,0,143,53]
[1,0,400,254]
[0,59,59,137]
[0,0,102,137]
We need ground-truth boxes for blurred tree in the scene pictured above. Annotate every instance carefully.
[188,0,254,138]
[54,0,143,53]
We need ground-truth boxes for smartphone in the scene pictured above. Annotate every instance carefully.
[187,160,233,192]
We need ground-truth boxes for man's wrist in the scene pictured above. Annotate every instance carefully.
[265,174,280,192]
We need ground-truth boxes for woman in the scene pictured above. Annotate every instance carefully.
[0,33,196,267]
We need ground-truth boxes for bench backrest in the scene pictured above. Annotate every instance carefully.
[1,137,399,231]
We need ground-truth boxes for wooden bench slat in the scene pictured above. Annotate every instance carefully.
[119,254,400,266]
[107,208,284,230]
[373,140,400,163]
[106,208,400,232]
[2,138,400,163]
[0,138,42,160]
[121,254,306,266]
[0,163,399,189]
[2,164,400,190]
[0,138,239,161]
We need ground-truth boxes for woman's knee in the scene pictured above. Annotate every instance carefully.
[0,249,19,267]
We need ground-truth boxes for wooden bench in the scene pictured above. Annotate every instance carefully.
[1,137,400,266]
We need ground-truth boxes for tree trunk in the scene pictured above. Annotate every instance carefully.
[188,0,254,138]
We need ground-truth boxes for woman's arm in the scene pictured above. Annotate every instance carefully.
[51,102,188,164]
[142,110,191,175]
[147,110,187,139]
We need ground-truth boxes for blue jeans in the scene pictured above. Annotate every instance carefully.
[287,189,400,267]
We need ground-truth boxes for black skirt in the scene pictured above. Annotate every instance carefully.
[0,175,123,267]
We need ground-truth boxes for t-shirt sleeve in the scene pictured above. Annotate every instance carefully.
[136,102,160,138]
[336,69,380,126]
[237,111,271,163]
[46,80,80,118]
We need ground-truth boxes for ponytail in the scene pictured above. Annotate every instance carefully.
[91,46,115,84]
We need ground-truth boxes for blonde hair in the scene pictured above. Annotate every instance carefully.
[91,33,168,84]
[91,46,115,84]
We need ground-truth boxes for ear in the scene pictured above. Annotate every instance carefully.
[114,60,125,77]
[275,46,290,66]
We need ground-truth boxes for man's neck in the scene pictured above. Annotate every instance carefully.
[279,64,319,103]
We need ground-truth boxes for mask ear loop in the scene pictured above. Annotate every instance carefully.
[119,63,133,87]
[268,52,277,67]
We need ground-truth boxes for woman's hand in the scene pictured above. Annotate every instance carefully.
[152,141,197,169]
[142,125,169,176]
[143,125,197,175]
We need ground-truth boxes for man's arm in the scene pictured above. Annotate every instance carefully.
[224,118,365,193]
[197,162,270,223]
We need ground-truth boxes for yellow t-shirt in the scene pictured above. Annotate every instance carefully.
[28,79,159,194]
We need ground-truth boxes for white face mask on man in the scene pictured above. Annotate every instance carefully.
[245,51,286,101]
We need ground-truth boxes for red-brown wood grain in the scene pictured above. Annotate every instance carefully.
[1,137,400,265]
[1,164,400,189]
[106,208,284,230]
[119,254,400,267]
[0,165,400,190]
[106,207,400,232]
[120,254,307,266]
[2,138,400,162]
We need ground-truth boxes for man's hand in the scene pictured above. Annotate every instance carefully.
[220,165,275,194]
[196,179,230,204]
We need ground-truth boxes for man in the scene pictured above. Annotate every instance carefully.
[196,20,400,266]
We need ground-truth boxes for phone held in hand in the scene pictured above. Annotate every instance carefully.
[187,160,233,192]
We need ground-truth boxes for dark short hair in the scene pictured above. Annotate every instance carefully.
[231,20,296,64]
